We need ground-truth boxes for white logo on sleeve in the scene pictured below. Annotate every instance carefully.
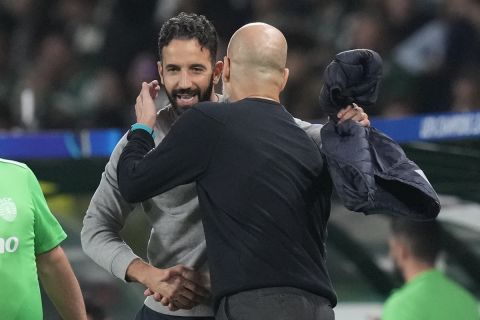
[0,198,17,222]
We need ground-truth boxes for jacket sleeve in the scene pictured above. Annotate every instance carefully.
[294,117,323,145]
[117,108,222,203]
[81,133,141,281]
[320,120,440,220]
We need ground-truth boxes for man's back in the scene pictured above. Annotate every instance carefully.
[383,270,479,320]
[192,98,335,306]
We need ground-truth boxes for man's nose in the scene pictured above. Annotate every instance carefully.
[178,71,193,89]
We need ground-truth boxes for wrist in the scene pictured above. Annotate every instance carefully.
[126,258,151,285]
[131,123,157,139]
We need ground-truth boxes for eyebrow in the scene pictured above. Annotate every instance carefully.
[164,64,180,69]
[164,63,207,69]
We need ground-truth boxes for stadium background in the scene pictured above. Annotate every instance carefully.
[0,0,479,319]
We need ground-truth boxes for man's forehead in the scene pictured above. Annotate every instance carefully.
[162,38,213,64]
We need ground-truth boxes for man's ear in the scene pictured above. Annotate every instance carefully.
[222,56,230,83]
[157,61,164,85]
[213,60,223,85]
[397,238,410,261]
[280,68,289,92]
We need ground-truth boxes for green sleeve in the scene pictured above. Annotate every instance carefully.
[27,168,67,255]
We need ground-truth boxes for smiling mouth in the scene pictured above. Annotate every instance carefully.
[176,94,198,106]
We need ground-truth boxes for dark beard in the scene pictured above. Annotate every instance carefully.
[166,77,214,114]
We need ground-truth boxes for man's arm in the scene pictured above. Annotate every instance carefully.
[36,246,87,320]
[81,133,210,309]
[117,84,223,203]
[81,134,141,280]
[294,104,370,143]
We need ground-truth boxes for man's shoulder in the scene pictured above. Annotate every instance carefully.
[437,273,478,303]
[193,101,230,123]
[0,158,28,169]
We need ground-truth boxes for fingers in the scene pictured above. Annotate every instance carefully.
[144,288,154,297]
[170,294,196,310]
[146,287,194,310]
[168,302,180,312]
[160,296,169,306]
[165,274,210,305]
[152,289,198,311]
[337,103,370,127]
[140,82,152,100]
[145,80,161,99]
[153,292,163,302]
[141,81,159,101]
[170,265,211,298]
[181,278,211,299]
[135,82,158,128]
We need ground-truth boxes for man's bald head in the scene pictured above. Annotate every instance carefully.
[222,22,289,102]
[227,23,287,77]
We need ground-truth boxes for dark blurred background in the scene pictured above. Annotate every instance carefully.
[1,0,480,132]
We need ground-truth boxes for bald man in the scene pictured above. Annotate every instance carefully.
[117,23,336,319]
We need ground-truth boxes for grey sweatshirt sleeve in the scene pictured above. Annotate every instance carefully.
[81,133,140,281]
[294,117,323,145]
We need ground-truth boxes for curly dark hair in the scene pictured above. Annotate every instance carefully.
[158,12,218,64]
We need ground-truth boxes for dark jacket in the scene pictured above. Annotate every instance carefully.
[321,120,440,220]
[319,49,383,119]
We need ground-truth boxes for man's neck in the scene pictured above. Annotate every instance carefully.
[403,263,435,282]
[228,81,280,103]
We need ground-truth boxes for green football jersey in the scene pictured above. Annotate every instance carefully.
[383,270,479,320]
[0,158,67,319]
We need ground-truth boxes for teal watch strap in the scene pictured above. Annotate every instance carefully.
[131,123,157,139]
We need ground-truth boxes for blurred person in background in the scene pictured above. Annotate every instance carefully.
[449,70,480,113]
[380,0,433,50]
[81,11,370,320]
[0,158,87,319]
[87,67,130,129]
[0,29,15,130]
[382,218,479,320]
[380,96,417,119]
[2,0,479,127]
[390,0,480,114]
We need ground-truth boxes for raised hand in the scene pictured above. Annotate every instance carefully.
[135,81,160,129]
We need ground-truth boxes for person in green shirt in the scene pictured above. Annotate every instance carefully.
[383,218,479,320]
[0,158,87,320]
